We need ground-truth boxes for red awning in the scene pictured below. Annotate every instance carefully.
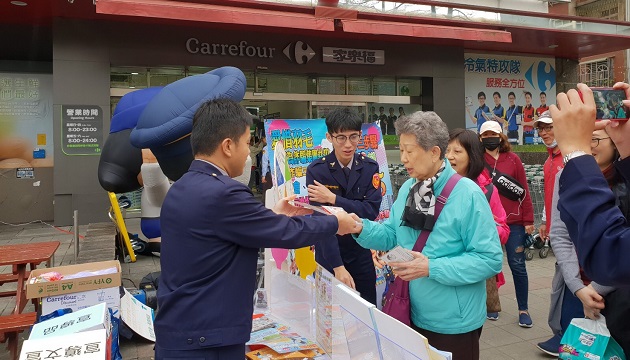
[96,0,335,31]
[341,19,512,43]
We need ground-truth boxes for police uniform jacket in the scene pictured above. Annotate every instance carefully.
[155,160,338,351]
[306,152,382,273]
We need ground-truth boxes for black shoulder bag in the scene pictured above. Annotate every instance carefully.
[485,163,526,202]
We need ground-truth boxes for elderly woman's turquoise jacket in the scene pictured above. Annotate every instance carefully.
[355,160,503,334]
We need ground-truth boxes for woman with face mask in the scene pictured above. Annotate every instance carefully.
[447,128,510,321]
[479,121,535,328]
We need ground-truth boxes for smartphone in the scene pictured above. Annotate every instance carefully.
[590,87,629,121]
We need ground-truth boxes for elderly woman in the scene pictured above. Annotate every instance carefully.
[351,112,503,360]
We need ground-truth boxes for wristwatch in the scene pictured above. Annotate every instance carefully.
[563,150,588,165]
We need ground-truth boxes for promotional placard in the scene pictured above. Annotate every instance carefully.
[464,53,556,145]
[0,73,54,167]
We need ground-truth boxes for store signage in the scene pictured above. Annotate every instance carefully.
[322,47,385,65]
[61,105,103,156]
[186,38,277,58]
[283,41,316,64]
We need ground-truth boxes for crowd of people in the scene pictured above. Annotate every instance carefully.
[152,82,630,359]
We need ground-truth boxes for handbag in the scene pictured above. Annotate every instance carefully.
[485,164,526,202]
[382,174,462,326]
[485,276,501,313]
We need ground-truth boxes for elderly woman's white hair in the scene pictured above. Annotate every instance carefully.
[395,111,449,159]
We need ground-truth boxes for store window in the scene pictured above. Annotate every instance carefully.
[397,78,422,96]
[148,67,185,87]
[259,73,309,94]
[319,76,346,95]
[347,77,371,95]
[372,77,396,96]
[110,67,148,89]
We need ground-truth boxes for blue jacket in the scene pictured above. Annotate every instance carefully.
[354,161,503,334]
[155,160,338,351]
[558,155,630,286]
[306,151,382,271]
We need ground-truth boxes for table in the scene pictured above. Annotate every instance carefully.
[0,241,60,314]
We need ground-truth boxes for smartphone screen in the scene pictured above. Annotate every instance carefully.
[591,88,629,121]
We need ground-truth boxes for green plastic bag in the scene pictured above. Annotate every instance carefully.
[559,315,626,360]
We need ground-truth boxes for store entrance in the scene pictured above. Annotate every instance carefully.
[241,93,417,127]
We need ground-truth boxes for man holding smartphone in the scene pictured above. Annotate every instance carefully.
[551,83,630,286]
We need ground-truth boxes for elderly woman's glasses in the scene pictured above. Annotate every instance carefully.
[536,125,553,133]
[591,137,611,148]
[331,134,361,144]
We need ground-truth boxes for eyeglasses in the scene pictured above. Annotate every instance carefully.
[331,134,361,144]
[591,137,611,148]
[536,125,553,133]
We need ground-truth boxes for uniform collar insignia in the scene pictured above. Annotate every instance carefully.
[330,162,335,167]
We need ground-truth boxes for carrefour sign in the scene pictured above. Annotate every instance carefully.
[186,38,277,58]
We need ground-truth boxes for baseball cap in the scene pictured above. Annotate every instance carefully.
[479,121,502,134]
[534,110,553,125]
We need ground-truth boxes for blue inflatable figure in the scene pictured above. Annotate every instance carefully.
[98,67,248,255]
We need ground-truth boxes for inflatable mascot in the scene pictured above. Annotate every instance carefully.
[98,67,249,255]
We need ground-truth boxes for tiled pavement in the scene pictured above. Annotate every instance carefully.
[0,220,558,360]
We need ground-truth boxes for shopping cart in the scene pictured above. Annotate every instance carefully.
[525,176,550,260]
[388,163,410,199]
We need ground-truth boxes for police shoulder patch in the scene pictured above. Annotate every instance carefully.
[372,173,381,189]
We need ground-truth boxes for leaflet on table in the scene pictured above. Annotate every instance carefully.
[247,322,320,354]
[246,346,326,360]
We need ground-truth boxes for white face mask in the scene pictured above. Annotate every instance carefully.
[545,140,558,149]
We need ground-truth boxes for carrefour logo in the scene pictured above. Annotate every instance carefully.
[525,61,556,92]
[283,41,316,64]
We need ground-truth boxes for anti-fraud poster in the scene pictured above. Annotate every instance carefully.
[464,53,556,145]
[0,73,53,168]
[264,119,394,290]
[264,119,393,221]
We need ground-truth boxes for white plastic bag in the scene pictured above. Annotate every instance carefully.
[559,315,626,359]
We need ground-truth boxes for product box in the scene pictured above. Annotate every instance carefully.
[20,329,108,360]
[41,286,122,319]
[26,260,121,299]
[30,302,111,340]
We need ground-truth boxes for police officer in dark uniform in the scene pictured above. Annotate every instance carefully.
[155,99,360,359]
[306,108,383,305]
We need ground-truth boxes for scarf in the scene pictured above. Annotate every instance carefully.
[410,161,446,216]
